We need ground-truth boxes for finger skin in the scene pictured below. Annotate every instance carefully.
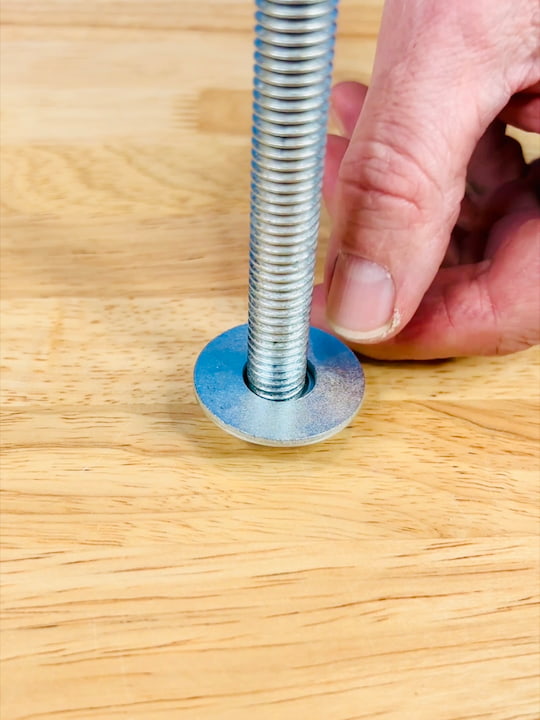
[500,94,540,133]
[325,0,540,344]
[499,81,540,133]
[323,134,348,216]
[312,213,540,360]
[464,120,526,207]
[330,82,368,138]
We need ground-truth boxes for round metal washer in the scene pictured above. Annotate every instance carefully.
[193,324,364,447]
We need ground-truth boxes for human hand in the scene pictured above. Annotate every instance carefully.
[311,0,540,360]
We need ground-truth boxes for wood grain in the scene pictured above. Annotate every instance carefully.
[1,2,539,719]
[2,542,538,720]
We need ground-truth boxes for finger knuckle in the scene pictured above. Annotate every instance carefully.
[338,132,443,231]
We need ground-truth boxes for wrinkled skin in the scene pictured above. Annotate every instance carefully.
[311,0,540,360]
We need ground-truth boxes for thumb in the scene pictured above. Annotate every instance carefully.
[325,0,538,343]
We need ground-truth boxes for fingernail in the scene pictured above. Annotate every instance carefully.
[327,253,398,341]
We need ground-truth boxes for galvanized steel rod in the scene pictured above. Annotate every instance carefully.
[193,0,364,447]
[246,0,339,401]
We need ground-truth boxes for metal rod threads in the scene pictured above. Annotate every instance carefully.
[246,0,339,401]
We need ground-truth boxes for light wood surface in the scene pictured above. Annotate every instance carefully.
[1,2,539,719]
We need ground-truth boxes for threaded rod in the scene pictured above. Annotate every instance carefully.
[246,0,338,401]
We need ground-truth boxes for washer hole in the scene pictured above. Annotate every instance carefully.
[243,360,316,401]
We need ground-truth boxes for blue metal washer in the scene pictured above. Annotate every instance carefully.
[193,324,365,447]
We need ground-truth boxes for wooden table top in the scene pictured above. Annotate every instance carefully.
[1,2,539,719]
